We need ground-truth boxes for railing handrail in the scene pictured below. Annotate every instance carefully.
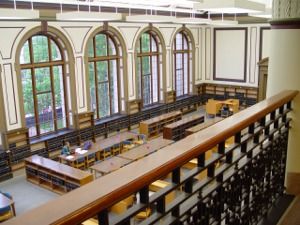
[4,90,298,225]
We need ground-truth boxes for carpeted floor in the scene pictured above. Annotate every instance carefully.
[0,172,58,216]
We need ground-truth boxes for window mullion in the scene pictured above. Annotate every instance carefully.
[107,35,112,116]
[28,38,41,136]
[94,61,100,119]
[48,37,57,131]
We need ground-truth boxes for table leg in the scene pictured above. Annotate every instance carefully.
[11,202,16,216]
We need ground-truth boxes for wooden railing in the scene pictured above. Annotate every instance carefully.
[4,90,298,225]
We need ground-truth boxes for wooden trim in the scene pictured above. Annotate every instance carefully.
[213,27,248,83]
[270,19,300,29]
[286,172,300,195]
[259,27,270,60]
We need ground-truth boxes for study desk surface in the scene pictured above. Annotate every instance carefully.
[118,137,173,161]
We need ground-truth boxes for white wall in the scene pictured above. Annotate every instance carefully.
[0,20,269,132]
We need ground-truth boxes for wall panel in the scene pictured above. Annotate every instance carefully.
[214,28,247,82]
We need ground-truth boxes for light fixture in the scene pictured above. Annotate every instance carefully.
[56,11,122,21]
[126,15,174,23]
[174,17,212,24]
[0,8,40,20]
[194,0,265,14]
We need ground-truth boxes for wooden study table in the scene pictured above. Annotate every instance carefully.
[206,99,239,116]
[0,193,15,217]
[89,157,132,177]
[59,131,138,167]
[118,137,173,161]
[185,117,224,136]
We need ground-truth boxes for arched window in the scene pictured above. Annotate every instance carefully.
[88,32,120,119]
[20,34,67,137]
[136,31,160,106]
[173,31,191,97]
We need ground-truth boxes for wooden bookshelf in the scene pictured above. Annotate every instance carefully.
[127,100,141,115]
[76,112,95,143]
[3,128,30,171]
[163,114,205,141]
[139,111,182,139]
[25,155,93,194]
[195,83,258,107]
[165,91,176,103]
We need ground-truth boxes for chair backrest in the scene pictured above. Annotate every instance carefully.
[77,157,85,163]
[122,140,132,145]
[88,153,95,159]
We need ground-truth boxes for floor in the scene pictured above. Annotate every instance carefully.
[0,171,58,216]
[277,195,300,225]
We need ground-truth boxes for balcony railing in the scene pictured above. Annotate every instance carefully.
[4,90,298,225]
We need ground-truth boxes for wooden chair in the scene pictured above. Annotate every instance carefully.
[100,147,111,160]
[110,195,135,215]
[135,207,151,221]
[0,193,13,222]
[134,134,146,145]
[122,140,135,153]
[86,153,96,167]
[111,144,120,156]
[75,157,85,170]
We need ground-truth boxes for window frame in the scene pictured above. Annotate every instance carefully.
[137,31,160,107]
[88,32,121,119]
[20,34,69,137]
[173,31,191,97]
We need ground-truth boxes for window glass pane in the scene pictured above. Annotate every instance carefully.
[32,35,49,63]
[151,36,157,52]
[88,39,94,57]
[20,41,31,64]
[98,82,110,118]
[51,40,62,61]
[95,34,107,56]
[175,53,183,97]
[37,92,54,134]
[142,56,150,75]
[137,58,141,99]
[152,56,158,103]
[96,61,108,82]
[136,39,141,53]
[176,33,182,50]
[110,60,119,114]
[183,35,188,50]
[184,53,188,94]
[141,33,150,53]
[89,63,97,116]
[142,75,151,106]
[21,69,36,137]
[53,66,66,129]
[35,67,51,93]
[108,37,116,56]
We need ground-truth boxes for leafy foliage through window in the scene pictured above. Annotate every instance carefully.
[174,31,190,97]
[20,35,67,137]
[136,32,160,106]
[88,33,120,119]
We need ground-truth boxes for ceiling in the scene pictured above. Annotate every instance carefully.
[0,0,273,23]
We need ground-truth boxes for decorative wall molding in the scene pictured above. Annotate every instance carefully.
[61,26,92,54]
[213,28,248,83]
